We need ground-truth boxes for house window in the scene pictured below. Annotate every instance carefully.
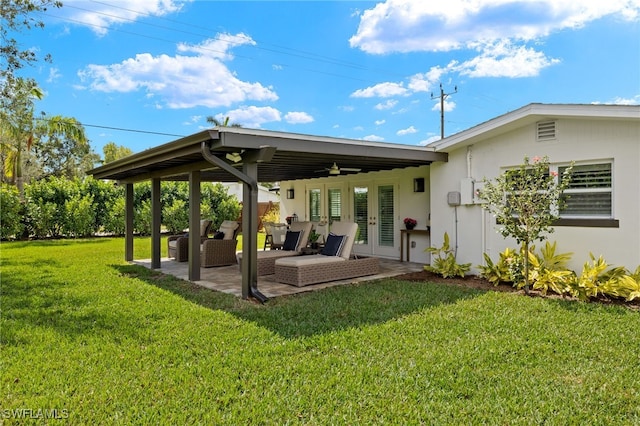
[557,162,612,218]
[537,120,556,141]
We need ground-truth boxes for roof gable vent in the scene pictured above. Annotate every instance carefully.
[537,120,556,141]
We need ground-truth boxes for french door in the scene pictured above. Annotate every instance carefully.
[351,183,397,258]
[307,183,344,224]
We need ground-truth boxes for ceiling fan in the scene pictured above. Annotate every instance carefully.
[315,162,362,175]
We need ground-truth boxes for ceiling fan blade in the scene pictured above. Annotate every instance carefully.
[341,167,362,172]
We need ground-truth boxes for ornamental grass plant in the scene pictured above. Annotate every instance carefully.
[2,238,639,424]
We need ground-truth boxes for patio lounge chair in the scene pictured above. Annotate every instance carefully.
[274,221,379,287]
[167,219,213,262]
[237,221,313,275]
[201,220,241,267]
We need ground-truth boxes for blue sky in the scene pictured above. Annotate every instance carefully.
[18,0,640,156]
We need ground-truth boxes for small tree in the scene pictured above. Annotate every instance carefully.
[478,156,573,293]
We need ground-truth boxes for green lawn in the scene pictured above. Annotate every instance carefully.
[1,238,639,424]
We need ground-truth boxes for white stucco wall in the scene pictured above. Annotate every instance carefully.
[430,117,640,273]
[280,165,432,263]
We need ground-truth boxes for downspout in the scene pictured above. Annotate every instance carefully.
[200,142,269,303]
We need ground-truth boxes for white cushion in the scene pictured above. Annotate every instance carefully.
[275,254,345,267]
[219,220,239,240]
[200,220,210,236]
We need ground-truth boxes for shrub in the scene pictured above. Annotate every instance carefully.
[425,232,471,278]
[63,193,95,238]
[134,199,152,236]
[103,196,126,236]
[528,242,575,296]
[478,247,518,286]
[0,184,24,240]
[163,199,189,235]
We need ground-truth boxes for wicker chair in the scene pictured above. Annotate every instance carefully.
[167,219,213,262]
[201,220,241,268]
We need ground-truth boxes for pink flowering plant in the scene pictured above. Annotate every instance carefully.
[403,217,417,227]
[477,155,573,293]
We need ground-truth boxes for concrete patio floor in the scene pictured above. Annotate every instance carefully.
[133,256,425,298]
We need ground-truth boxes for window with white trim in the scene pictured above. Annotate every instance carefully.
[556,162,612,218]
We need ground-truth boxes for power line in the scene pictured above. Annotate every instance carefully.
[78,122,185,138]
[45,4,406,84]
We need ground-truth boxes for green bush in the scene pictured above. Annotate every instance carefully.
[163,199,189,235]
[477,247,517,286]
[25,176,75,238]
[0,184,24,240]
[63,193,95,238]
[134,199,152,236]
[425,232,471,278]
[103,196,126,235]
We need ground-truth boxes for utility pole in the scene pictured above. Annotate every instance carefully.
[431,83,457,139]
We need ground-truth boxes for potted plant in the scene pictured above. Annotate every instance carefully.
[308,230,321,249]
[404,217,417,230]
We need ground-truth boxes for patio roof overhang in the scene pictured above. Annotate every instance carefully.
[89,127,447,302]
[90,127,447,183]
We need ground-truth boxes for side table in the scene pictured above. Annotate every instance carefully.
[400,228,430,262]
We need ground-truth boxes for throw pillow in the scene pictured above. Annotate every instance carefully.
[213,231,225,240]
[321,233,346,256]
[283,230,302,251]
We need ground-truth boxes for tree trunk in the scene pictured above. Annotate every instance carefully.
[523,242,530,295]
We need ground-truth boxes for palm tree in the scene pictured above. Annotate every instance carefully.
[206,115,242,128]
[0,79,43,195]
[1,79,88,194]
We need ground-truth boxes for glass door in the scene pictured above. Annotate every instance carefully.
[306,184,344,224]
[351,183,396,258]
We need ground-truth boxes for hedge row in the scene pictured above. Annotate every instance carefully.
[0,177,241,240]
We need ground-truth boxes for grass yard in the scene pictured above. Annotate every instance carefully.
[1,238,639,424]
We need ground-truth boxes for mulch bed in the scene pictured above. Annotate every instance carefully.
[394,270,640,310]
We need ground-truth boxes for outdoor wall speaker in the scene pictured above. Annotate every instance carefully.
[286,188,295,199]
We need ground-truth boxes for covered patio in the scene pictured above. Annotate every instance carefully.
[90,127,446,301]
[133,257,426,298]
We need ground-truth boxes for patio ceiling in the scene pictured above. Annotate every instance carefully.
[90,127,448,183]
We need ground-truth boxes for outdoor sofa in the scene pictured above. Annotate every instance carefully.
[237,221,313,275]
[274,221,379,287]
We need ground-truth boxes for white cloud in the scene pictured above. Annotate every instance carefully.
[363,134,385,141]
[452,40,560,77]
[375,99,398,110]
[47,67,61,83]
[223,106,282,128]
[349,0,636,82]
[432,99,456,112]
[339,105,355,112]
[351,82,408,98]
[350,0,639,54]
[375,119,386,125]
[183,115,202,125]
[64,0,187,36]
[597,95,640,105]
[284,111,314,124]
[78,34,278,109]
[397,126,418,135]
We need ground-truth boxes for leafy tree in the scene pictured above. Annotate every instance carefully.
[0,0,62,107]
[102,142,133,164]
[33,114,96,179]
[478,156,573,293]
